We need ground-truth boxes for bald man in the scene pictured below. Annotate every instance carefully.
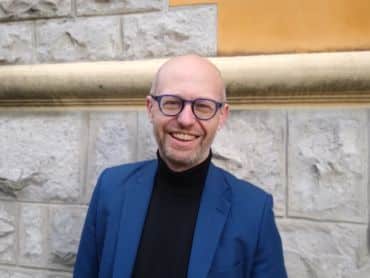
[74,55,287,278]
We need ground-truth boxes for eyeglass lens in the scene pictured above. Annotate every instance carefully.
[159,95,217,120]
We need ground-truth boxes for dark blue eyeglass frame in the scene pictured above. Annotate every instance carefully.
[150,94,224,120]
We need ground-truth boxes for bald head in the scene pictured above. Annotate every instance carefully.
[147,55,229,171]
[150,55,226,101]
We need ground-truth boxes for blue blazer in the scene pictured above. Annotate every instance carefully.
[74,160,287,278]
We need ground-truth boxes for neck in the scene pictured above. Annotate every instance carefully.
[158,152,212,172]
[156,151,212,190]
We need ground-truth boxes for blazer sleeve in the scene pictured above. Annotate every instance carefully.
[73,171,105,278]
[250,195,287,278]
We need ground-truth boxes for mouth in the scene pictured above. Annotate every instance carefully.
[170,132,199,142]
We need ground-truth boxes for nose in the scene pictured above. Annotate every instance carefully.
[176,102,196,126]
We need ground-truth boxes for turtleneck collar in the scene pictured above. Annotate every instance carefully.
[155,151,212,194]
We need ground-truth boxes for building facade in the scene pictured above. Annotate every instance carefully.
[0,0,369,277]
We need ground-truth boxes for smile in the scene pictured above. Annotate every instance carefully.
[170,132,198,141]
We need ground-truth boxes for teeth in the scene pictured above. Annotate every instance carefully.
[172,133,196,141]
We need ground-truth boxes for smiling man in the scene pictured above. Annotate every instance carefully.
[148,55,228,171]
[74,55,287,278]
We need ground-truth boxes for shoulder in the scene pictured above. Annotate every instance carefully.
[210,163,273,226]
[100,159,156,181]
[95,159,156,196]
[210,164,277,244]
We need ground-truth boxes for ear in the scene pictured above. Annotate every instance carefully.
[146,95,154,123]
[217,103,229,130]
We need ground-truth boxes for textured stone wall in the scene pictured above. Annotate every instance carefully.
[0,1,369,277]
[0,109,368,277]
[0,0,216,64]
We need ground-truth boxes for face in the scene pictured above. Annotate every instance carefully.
[147,55,229,172]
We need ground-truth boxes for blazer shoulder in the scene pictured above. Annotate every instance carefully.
[211,164,277,242]
[97,159,156,195]
[102,159,155,178]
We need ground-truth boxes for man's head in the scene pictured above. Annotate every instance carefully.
[147,55,229,171]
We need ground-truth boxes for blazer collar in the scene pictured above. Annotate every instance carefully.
[112,160,158,278]
[187,163,231,278]
[112,161,231,278]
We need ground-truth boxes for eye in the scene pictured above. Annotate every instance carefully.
[194,100,215,114]
[161,96,182,111]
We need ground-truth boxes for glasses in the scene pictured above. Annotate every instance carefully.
[150,94,224,120]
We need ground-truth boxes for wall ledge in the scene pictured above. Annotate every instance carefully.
[1,51,370,107]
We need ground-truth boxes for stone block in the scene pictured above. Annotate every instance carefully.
[36,17,121,62]
[0,112,86,203]
[0,269,43,278]
[279,219,368,278]
[45,274,72,278]
[0,202,16,263]
[85,111,138,202]
[76,0,161,16]
[213,110,286,215]
[47,206,87,270]
[137,110,157,160]
[0,0,71,20]
[19,204,47,267]
[288,110,368,222]
[0,22,33,64]
[350,260,370,278]
[122,5,217,59]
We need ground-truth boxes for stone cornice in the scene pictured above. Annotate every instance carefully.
[1,51,370,107]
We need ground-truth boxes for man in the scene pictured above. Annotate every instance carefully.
[74,55,287,278]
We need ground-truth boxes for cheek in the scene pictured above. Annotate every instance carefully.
[152,117,170,134]
[201,121,219,137]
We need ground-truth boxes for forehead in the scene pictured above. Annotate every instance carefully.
[155,57,224,100]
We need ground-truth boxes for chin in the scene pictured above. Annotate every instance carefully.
[165,149,204,168]
[168,154,195,166]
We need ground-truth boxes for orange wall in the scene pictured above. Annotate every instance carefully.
[170,0,370,55]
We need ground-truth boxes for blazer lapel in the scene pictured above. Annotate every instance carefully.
[112,160,157,278]
[187,163,231,278]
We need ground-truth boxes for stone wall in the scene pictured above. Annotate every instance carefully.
[0,109,368,277]
[0,0,216,64]
[0,1,369,277]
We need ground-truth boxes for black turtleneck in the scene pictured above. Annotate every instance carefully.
[132,152,211,278]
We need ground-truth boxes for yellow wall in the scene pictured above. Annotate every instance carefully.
[170,0,370,55]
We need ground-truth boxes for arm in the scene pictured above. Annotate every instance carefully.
[73,172,104,278]
[251,195,287,278]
